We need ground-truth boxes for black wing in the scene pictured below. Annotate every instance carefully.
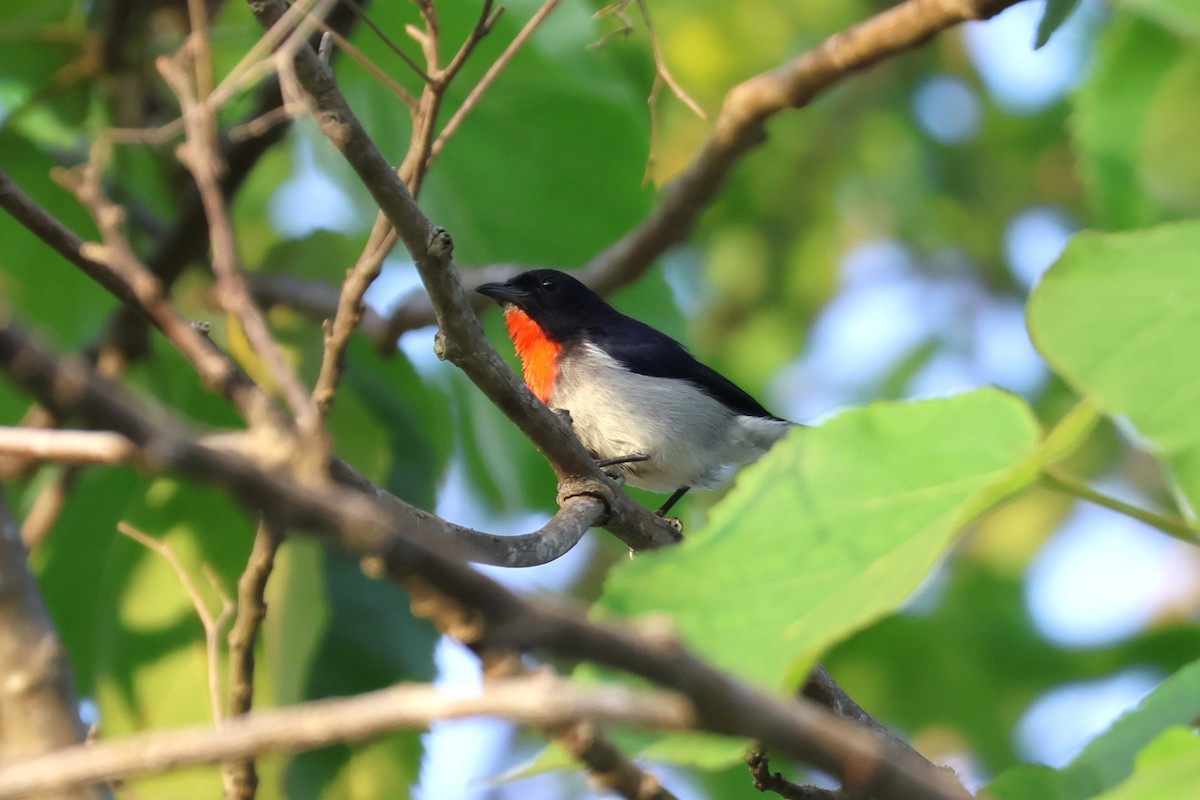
[585,316,784,421]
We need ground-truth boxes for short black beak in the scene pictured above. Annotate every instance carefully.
[476,281,526,306]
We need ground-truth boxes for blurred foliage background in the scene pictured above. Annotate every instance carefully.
[2,0,1200,798]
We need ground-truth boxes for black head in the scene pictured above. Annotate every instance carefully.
[476,269,618,341]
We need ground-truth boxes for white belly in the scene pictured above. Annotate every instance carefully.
[549,343,792,493]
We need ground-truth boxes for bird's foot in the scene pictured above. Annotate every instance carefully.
[655,486,691,517]
[659,516,683,534]
[554,408,574,428]
[595,453,647,484]
[595,453,649,469]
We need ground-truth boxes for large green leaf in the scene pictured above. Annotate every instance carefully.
[987,650,1200,799]
[601,389,1039,688]
[1028,222,1200,520]
[593,390,1039,767]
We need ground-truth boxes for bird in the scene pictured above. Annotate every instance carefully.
[476,269,794,517]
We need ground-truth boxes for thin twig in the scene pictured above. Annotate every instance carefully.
[485,654,678,800]
[247,0,683,553]
[440,0,504,84]
[308,0,507,416]
[430,0,561,164]
[748,748,838,799]
[160,54,325,460]
[342,0,433,84]
[223,522,283,800]
[118,522,230,724]
[48,154,283,431]
[1040,470,1198,545]
[308,17,417,108]
[0,427,139,466]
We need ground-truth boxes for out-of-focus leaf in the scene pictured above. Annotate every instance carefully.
[0,132,114,349]
[283,550,437,800]
[1115,0,1200,40]
[418,4,651,266]
[1139,53,1200,215]
[31,467,139,690]
[281,336,443,797]
[987,658,1200,799]
[597,389,1040,767]
[339,338,452,507]
[1093,728,1200,800]
[85,478,253,797]
[1028,222,1200,521]
[258,230,362,279]
[1036,0,1084,48]
[828,550,1200,775]
[1071,15,1184,229]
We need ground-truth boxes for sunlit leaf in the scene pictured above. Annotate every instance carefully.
[1115,0,1200,41]
[596,389,1040,767]
[1028,221,1200,521]
[987,654,1200,799]
[1071,15,1186,229]
[1093,728,1200,800]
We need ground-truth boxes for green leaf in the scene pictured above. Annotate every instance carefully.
[283,550,437,800]
[594,390,1040,768]
[1036,0,1084,48]
[1139,53,1200,216]
[987,655,1200,798]
[419,4,651,266]
[1071,15,1185,229]
[1115,0,1200,41]
[95,478,253,798]
[1027,221,1200,521]
[827,552,1200,776]
[1093,728,1200,800]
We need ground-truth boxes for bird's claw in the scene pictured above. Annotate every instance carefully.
[603,469,626,486]
[594,452,648,486]
[659,516,683,534]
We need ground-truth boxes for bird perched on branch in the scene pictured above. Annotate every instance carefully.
[477,269,794,517]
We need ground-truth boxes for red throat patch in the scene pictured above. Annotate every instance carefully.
[502,307,560,403]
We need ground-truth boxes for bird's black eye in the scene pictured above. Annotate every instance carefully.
[540,279,558,292]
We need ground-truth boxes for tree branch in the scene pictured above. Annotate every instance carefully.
[579,0,1023,296]
[428,0,561,165]
[0,322,970,800]
[0,166,612,565]
[161,51,325,450]
[0,491,111,799]
[0,427,139,466]
[0,676,694,798]
[223,520,282,800]
[371,0,1027,339]
[748,747,839,799]
[246,0,682,553]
